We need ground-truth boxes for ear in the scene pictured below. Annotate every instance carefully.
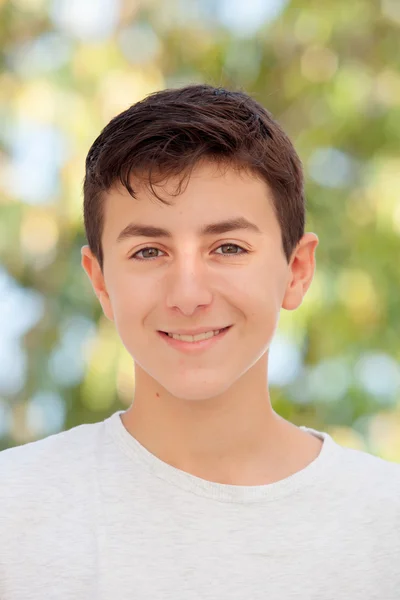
[282,233,319,311]
[81,245,115,321]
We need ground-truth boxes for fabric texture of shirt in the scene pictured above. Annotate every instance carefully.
[0,409,399,600]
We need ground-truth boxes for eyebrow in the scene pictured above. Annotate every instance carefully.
[116,217,262,243]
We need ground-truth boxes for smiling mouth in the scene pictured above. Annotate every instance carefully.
[159,326,231,343]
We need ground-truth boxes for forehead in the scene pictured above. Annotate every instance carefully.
[102,162,279,242]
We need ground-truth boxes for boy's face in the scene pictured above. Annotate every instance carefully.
[82,161,317,401]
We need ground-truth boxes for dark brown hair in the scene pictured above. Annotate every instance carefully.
[83,84,305,272]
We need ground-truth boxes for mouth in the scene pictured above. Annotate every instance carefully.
[159,326,231,343]
[157,326,232,351]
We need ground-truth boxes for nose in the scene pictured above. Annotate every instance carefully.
[164,252,213,316]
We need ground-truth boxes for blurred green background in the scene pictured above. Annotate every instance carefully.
[1,0,399,459]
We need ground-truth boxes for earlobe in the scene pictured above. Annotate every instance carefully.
[81,246,101,294]
[282,280,303,311]
[281,233,318,312]
[81,246,115,322]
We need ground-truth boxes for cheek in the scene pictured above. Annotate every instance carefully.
[225,266,282,312]
[224,286,278,336]
[110,275,155,325]
[109,279,157,361]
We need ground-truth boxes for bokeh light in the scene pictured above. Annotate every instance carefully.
[0,0,399,458]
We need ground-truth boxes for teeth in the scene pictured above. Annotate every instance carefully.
[167,329,221,342]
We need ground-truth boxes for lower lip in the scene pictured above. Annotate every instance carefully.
[158,326,232,353]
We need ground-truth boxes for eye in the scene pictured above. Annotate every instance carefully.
[130,243,249,260]
[214,243,248,256]
[131,247,165,260]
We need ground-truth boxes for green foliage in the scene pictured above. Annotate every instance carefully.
[0,0,399,457]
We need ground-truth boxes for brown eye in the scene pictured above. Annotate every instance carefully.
[214,244,247,255]
[131,247,165,260]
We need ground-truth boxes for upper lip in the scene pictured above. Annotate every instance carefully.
[160,326,231,335]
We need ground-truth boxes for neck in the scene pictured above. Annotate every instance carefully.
[120,358,322,485]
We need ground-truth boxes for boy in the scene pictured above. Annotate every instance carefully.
[0,84,399,599]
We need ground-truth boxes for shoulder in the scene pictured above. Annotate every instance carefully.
[0,418,103,470]
[309,426,400,493]
[328,438,400,520]
[336,442,400,488]
[0,420,107,579]
[0,419,104,510]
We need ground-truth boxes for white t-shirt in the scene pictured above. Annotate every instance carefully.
[0,410,399,600]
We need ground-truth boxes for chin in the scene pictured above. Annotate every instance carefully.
[162,375,233,402]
